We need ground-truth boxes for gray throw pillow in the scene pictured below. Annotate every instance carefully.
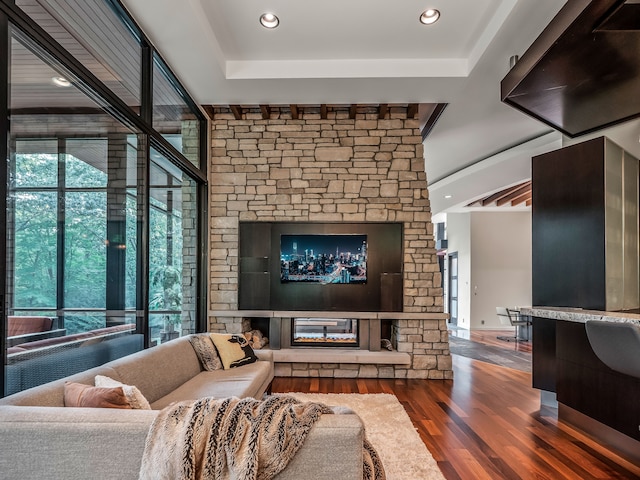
[189,334,223,371]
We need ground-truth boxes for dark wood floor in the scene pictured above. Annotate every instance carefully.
[271,355,640,479]
[452,328,533,354]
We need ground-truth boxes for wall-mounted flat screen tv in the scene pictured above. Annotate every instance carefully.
[280,234,367,284]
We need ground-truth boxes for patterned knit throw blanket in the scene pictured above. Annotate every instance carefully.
[139,395,385,480]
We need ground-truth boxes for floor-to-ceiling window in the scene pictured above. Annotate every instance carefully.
[148,149,198,345]
[1,0,207,397]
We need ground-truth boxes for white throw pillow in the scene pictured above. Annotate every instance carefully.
[95,375,151,410]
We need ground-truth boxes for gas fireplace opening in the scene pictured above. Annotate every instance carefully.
[292,318,359,347]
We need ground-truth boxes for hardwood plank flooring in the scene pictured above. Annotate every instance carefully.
[271,355,640,479]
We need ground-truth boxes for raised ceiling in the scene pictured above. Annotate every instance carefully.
[116,1,640,214]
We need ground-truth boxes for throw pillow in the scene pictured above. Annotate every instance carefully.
[94,375,151,410]
[188,333,223,371]
[63,382,131,409]
[210,333,258,369]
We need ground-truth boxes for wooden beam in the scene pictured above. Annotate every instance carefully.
[230,105,243,120]
[511,191,532,206]
[407,103,418,119]
[496,183,532,206]
[421,103,448,141]
[482,181,531,206]
[260,105,271,120]
[320,104,328,119]
[526,198,532,207]
[481,189,513,206]
[378,104,388,119]
[290,104,299,120]
[202,105,215,121]
[349,105,357,119]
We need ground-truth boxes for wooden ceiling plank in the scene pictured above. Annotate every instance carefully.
[290,104,299,120]
[320,104,328,119]
[349,105,357,119]
[260,105,271,120]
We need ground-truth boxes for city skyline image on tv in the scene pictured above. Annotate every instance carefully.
[280,234,367,284]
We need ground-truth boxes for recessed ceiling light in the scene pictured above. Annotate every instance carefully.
[444,195,452,199]
[260,13,279,29]
[419,9,440,25]
[51,76,71,87]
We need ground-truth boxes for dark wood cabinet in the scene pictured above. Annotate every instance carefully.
[532,316,556,392]
[532,136,640,311]
[533,316,640,442]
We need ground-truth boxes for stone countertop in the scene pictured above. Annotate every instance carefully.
[520,306,640,326]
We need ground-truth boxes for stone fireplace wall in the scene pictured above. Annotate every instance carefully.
[207,105,452,379]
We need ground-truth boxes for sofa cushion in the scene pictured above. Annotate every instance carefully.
[0,365,123,407]
[95,375,151,410]
[8,316,53,336]
[210,333,258,369]
[64,382,131,409]
[188,334,222,371]
[150,360,273,410]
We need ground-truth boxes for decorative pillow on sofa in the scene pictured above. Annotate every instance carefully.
[94,375,151,410]
[64,382,131,409]
[210,333,258,369]
[189,334,223,371]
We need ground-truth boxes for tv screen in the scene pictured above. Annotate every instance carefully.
[280,234,367,284]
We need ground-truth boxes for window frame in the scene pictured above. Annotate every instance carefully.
[0,0,209,396]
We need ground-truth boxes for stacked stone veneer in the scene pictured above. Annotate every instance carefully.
[208,105,452,379]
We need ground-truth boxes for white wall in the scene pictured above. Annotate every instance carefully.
[445,213,471,329]
[470,211,532,329]
[445,211,532,330]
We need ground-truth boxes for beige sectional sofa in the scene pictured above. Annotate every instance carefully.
[0,334,364,479]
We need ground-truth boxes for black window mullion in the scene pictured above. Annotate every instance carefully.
[56,138,66,328]
[105,134,127,326]
[137,134,150,347]
[0,10,10,397]
[196,182,207,334]
[140,40,152,125]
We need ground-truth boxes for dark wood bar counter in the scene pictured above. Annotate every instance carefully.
[521,307,640,463]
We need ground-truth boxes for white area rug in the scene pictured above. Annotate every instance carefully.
[289,393,445,480]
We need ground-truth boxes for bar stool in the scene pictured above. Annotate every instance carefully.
[585,320,640,379]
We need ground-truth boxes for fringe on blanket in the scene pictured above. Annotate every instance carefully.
[139,395,385,480]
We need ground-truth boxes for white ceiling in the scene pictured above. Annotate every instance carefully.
[120,0,640,215]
